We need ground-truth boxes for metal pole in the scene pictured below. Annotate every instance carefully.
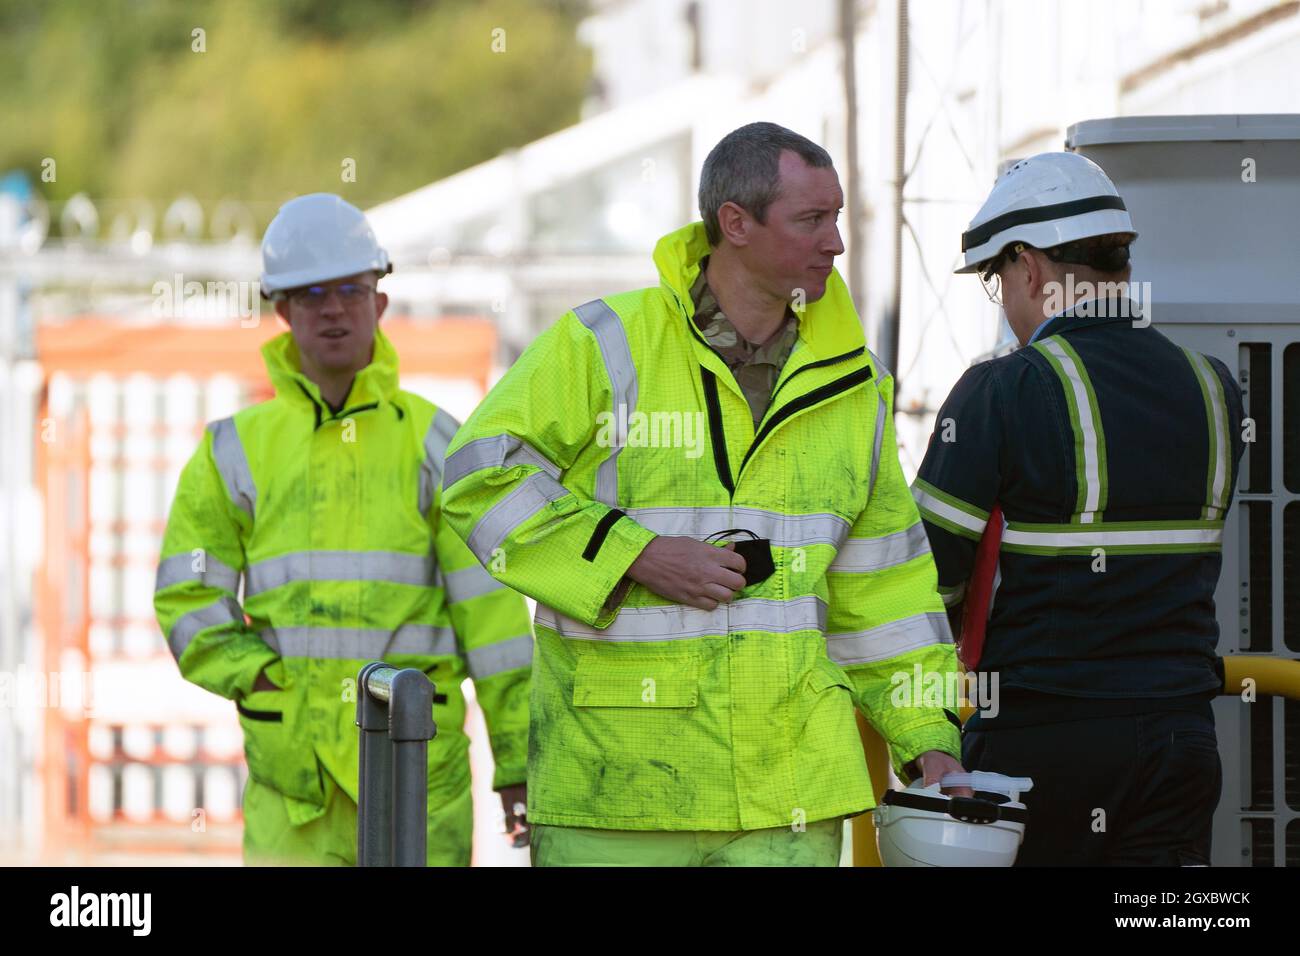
[388,669,435,867]
[839,0,865,315]
[355,663,437,867]
[886,0,909,385]
[356,662,394,867]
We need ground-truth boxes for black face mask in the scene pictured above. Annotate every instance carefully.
[704,528,775,588]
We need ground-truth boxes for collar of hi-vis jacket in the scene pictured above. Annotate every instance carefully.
[652,221,868,368]
[261,326,400,419]
[1034,297,1143,340]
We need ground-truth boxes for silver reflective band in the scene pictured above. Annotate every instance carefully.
[912,484,988,536]
[1041,339,1103,523]
[536,595,827,642]
[443,562,506,604]
[208,418,257,520]
[245,550,434,597]
[466,634,534,679]
[260,624,458,659]
[155,552,241,595]
[868,347,892,381]
[465,470,570,564]
[626,506,850,549]
[937,582,967,608]
[830,522,930,574]
[575,299,638,507]
[443,433,563,491]
[168,596,244,660]
[825,611,953,666]
[419,407,461,515]
[867,391,887,501]
[1001,523,1223,550]
[426,408,460,467]
[1187,351,1230,520]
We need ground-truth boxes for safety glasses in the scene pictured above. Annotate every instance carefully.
[978,243,1024,306]
[288,282,375,309]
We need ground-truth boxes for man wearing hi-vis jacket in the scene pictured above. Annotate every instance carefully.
[442,123,966,866]
[154,193,533,865]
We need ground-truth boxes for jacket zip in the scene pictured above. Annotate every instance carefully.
[294,381,381,431]
[739,364,874,475]
[701,369,735,496]
[679,284,869,416]
[696,346,872,494]
[767,346,865,408]
[680,293,874,494]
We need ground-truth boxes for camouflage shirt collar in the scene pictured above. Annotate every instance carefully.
[688,256,799,367]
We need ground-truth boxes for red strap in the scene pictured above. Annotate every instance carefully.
[957,503,1002,670]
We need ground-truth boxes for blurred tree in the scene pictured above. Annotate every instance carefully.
[0,0,592,230]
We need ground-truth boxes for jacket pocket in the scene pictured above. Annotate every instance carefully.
[807,657,854,695]
[236,698,283,722]
[797,657,858,743]
[572,655,699,708]
[237,683,323,805]
[793,657,872,806]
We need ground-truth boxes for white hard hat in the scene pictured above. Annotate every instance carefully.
[957,152,1137,274]
[260,193,391,299]
[873,774,1031,867]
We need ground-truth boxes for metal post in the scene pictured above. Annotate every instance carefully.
[886,0,909,384]
[388,669,435,867]
[356,662,393,867]
[355,662,437,867]
[839,0,865,315]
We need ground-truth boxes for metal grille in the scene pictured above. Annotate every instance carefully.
[1235,339,1300,866]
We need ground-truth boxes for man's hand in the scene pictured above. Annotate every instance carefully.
[915,750,973,797]
[626,536,747,610]
[251,665,280,693]
[499,783,528,847]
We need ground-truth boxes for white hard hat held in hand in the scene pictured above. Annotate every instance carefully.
[873,772,1033,866]
[260,193,392,299]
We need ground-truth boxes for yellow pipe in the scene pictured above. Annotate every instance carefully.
[1221,655,1300,699]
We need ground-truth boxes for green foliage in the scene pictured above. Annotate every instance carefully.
[1,0,592,228]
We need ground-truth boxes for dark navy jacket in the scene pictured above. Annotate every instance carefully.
[914,300,1244,723]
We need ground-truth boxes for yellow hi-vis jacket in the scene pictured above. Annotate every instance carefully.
[442,222,961,831]
[154,329,533,828]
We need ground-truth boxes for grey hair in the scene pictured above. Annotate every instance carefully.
[698,122,834,246]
